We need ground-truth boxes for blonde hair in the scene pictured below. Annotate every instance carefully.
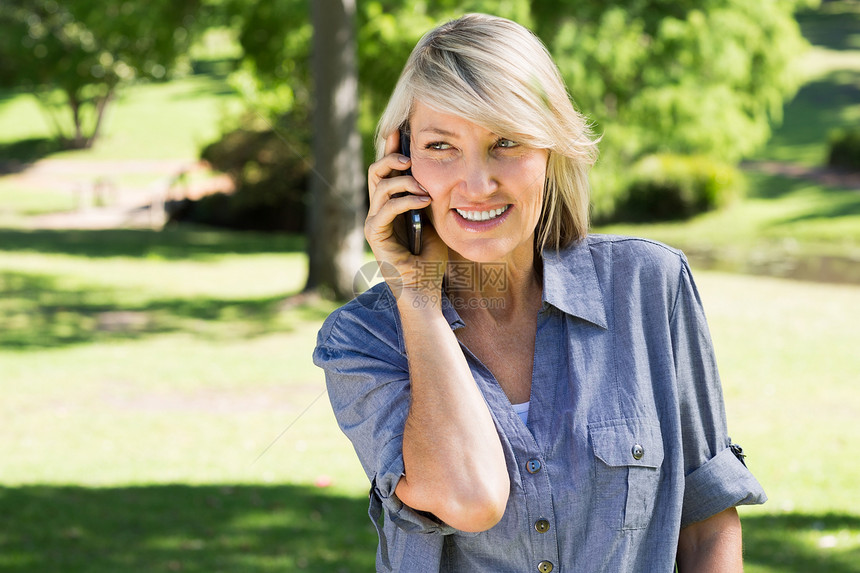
[376,13,598,251]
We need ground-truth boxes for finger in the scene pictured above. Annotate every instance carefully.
[366,192,431,229]
[368,175,427,216]
[368,152,412,191]
[383,129,402,157]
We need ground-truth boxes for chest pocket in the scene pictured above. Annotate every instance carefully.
[589,418,665,530]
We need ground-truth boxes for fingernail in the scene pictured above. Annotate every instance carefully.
[398,155,410,164]
[418,195,431,201]
[418,184,428,193]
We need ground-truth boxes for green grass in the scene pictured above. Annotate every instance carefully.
[696,273,860,572]
[0,227,858,572]
[0,228,378,571]
[0,74,244,162]
[0,180,77,216]
[0,485,376,572]
[597,171,860,283]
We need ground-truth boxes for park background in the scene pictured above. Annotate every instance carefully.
[1,0,858,571]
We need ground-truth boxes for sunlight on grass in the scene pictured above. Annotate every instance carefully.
[0,75,244,161]
[596,172,860,284]
[700,274,859,514]
[0,184,76,216]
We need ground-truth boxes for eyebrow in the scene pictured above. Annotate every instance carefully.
[416,127,459,138]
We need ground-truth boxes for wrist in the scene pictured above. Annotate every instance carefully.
[396,287,445,314]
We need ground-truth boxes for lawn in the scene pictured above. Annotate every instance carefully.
[1,4,860,572]
[0,229,376,572]
[0,228,857,572]
[0,74,245,162]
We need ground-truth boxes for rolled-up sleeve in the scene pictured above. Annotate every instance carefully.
[312,295,455,535]
[670,259,767,527]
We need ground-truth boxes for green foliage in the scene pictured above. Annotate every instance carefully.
[609,153,745,222]
[542,0,810,166]
[827,126,860,170]
[0,0,199,148]
[209,0,809,222]
[223,0,311,121]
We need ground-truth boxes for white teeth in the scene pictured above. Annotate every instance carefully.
[456,205,509,221]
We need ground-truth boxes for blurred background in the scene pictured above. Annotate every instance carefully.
[0,0,858,571]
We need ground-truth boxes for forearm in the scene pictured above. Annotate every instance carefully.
[677,507,743,573]
[395,293,509,532]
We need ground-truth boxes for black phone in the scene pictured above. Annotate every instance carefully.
[399,130,423,255]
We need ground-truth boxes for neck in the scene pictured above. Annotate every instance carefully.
[445,249,542,321]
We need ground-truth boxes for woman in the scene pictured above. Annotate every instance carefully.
[313,13,766,572]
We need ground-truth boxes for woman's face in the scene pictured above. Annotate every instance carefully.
[408,101,548,265]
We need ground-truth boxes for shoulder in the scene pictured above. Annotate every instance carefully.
[315,282,404,358]
[557,234,690,310]
[582,234,687,275]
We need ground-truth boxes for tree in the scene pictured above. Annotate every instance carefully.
[304,0,365,299]
[206,0,812,295]
[531,0,813,164]
[0,0,198,149]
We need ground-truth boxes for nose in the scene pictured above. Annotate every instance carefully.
[458,153,498,199]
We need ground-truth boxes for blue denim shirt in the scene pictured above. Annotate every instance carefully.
[313,235,767,572]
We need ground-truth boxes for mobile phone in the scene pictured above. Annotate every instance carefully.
[398,130,423,255]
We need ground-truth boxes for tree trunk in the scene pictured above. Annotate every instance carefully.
[67,91,87,150]
[87,87,115,149]
[304,0,365,299]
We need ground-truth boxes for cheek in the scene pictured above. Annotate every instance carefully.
[505,165,546,208]
[411,159,457,198]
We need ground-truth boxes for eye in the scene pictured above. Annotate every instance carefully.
[495,138,519,149]
[425,141,452,150]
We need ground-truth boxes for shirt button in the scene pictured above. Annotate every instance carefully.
[537,560,554,573]
[632,444,645,460]
[526,459,542,474]
[534,518,550,533]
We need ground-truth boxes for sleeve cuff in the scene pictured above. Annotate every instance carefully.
[370,435,456,535]
[682,446,768,527]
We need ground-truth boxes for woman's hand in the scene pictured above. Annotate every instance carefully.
[365,131,448,298]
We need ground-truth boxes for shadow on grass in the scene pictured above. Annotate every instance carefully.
[2,485,857,573]
[798,1,860,52]
[745,171,815,200]
[0,228,305,258]
[0,269,332,350]
[0,484,376,573]
[0,138,65,173]
[744,512,860,573]
[764,70,860,163]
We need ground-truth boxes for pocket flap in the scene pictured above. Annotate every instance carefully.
[589,418,665,469]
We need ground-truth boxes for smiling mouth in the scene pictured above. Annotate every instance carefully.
[455,205,510,222]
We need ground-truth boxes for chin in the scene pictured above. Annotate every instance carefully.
[448,239,519,264]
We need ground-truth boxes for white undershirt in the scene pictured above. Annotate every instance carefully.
[512,401,530,425]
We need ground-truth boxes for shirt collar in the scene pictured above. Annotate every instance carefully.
[541,238,609,329]
[440,293,466,330]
